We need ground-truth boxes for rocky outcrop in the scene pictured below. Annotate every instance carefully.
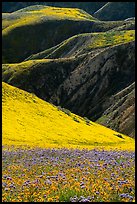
[97,82,135,137]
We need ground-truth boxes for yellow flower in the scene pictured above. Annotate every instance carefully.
[47,197,54,202]
[46,190,50,195]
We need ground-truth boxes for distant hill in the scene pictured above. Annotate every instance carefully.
[2,82,134,150]
[2,5,135,64]
[94,2,135,21]
[2,5,97,63]
[2,2,135,21]
[2,2,106,14]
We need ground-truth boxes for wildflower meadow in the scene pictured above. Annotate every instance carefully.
[2,146,135,202]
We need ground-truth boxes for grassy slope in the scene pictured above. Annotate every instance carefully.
[2,57,82,99]
[2,5,135,64]
[2,6,97,63]
[3,5,96,32]
[2,82,134,150]
[26,30,135,60]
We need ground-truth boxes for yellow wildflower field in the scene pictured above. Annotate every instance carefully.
[2,82,134,151]
[2,6,96,34]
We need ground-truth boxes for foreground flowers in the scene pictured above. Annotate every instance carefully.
[2,147,135,202]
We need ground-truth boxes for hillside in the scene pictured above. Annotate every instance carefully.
[2,5,135,64]
[2,5,135,138]
[2,5,97,63]
[97,82,135,137]
[2,40,135,137]
[26,30,135,60]
[2,2,106,14]
[94,2,135,21]
[2,2,135,22]
[2,3,135,203]
[2,82,134,150]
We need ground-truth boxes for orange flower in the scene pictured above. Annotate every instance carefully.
[47,197,54,202]
[51,185,57,191]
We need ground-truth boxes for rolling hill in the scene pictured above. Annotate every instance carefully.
[2,82,134,150]
[2,3,135,203]
[2,2,135,21]
[2,5,135,138]
[2,5,97,63]
[94,2,135,21]
[2,40,135,137]
[25,30,135,60]
[2,5,135,64]
[2,2,106,14]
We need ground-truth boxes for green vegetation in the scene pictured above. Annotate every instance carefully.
[27,30,135,60]
[89,30,135,49]
[2,5,97,63]
[2,57,81,92]
[26,33,91,60]
[2,4,135,64]
[2,6,96,34]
